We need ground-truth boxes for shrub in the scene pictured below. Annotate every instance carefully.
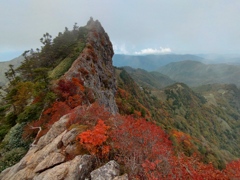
[112,116,172,178]
[67,103,111,128]
[17,103,42,123]
[0,147,27,172]
[76,119,110,159]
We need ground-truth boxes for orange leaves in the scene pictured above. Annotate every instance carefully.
[72,77,84,92]
[224,159,240,179]
[43,101,71,126]
[133,110,141,117]
[76,119,110,158]
[172,130,193,144]
[56,77,84,100]
[23,101,71,142]
[117,88,130,99]
[67,94,82,109]
[112,116,172,178]
[171,129,198,155]
[79,119,109,146]
[111,116,234,179]
[67,102,112,128]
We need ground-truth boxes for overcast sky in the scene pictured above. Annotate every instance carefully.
[1,0,240,61]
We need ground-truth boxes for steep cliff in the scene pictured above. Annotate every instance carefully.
[63,18,118,114]
[0,18,123,180]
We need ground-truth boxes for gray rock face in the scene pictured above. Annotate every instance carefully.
[0,19,125,180]
[90,160,120,180]
[0,113,96,180]
[62,127,79,146]
[34,152,65,173]
[37,114,69,147]
[33,155,95,180]
[0,128,68,180]
[0,108,125,180]
[64,18,118,114]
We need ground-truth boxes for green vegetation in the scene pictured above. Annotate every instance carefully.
[116,67,240,169]
[1,18,240,177]
[123,66,175,89]
[0,22,89,170]
[0,123,29,172]
[158,60,240,87]
[49,42,85,79]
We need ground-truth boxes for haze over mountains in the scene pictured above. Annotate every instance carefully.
[113,54,240,89]
[158,60,240,87]
[2,53,240,88]
[113,54,204,71]
[0,56,23,86]
[113,53,240,71]
[1,18,240,179]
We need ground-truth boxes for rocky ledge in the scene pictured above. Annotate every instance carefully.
[0,114,127,180]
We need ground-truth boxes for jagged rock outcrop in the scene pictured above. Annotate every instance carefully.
[64,18,118,114]
[89,160,128,180]
[0,18,124,180]
[90,160,120,180]
[0,112,125,180]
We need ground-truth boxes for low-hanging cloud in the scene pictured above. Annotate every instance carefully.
[135,47,172,55]
[113,43,129,54]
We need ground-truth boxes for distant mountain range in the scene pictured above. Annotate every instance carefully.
[118,67,240,166]
[158,60,240,87]
[0,56,23,86]
[113,54,203,71]
[2,19,240,178]
[113,53,240,71]
[2,54,240,88]
[123,66,175,89]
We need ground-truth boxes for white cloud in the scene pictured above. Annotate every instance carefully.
[113,43,129,54]
[135,47,172,55]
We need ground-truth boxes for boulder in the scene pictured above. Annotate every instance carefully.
[33,155,95,180]
[34,152,65,173]
[90,160,120,180]
[62,128,79,146]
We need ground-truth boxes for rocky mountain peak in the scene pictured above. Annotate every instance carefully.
[0,18,123,180]
[63,17,117,114]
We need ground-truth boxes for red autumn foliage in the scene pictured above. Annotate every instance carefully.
[168,153,227,180]
[117,88,130,99]
[32,95,42,104]
[133,110,141,117]
[56,77,84,99]
[111,115,235,179]
[76,119,110,158]
[112,116,172,178]
[67,94,82,109]
[57,79,77,97]
[171,129,199,156]
[43,101,71,126]
[224,159,240,179]
[23,101,71,142]
[67,102,112,128]
[72,77,84,92]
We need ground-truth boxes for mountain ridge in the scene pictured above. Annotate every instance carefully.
[0,18,122,179]
[0,19,240,179]
[158,60,240,87]
[113,54,203,71]
[123,66,175,89]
